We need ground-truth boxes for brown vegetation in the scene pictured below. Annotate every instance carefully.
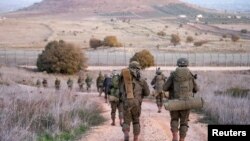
[103,36,122,47]
[130,49,155,69]
[89,38,103,49]
[186,36,194,43]
[170,34,181,46]
[231,34,240,42]
[157,31,166,37]
[194,40,208,47]
[37,40,87,74]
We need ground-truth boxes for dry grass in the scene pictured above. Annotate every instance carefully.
[0,67,105,141]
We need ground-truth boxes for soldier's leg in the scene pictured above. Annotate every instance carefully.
[123,105,132,141]
[156,94,162,113]
[104,91,108,103]
[170,111,180,141]
[118,102,124,126]
[131,102,141,141]
[110,101,117,126]
[179,110,190,141]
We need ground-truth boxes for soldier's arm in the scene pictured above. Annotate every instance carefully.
[163,73,173,91]
[119,74,125,102]
[192,79,199,93]
[142,79,150,97]
[150,76,156,86]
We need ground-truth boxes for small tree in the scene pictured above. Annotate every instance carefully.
[194,40,208,47]
[171,34,181,46]
[231,34,240,42]
[103,36,122,47]
[186,36,194,43]
[37,40,87,74]
[241,29,247,34]
[130,49,155,69]
[89,38,102,49]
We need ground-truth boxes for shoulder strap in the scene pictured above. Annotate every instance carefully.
[122,68,134,99]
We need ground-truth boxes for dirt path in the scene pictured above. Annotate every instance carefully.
[80,93,207,141]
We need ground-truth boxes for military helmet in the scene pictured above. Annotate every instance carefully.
[129,61,141,69]
[177,58,189,67]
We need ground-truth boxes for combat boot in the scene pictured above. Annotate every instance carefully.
[134,135,139,141]
[158,107,161,113]
[172,132,178,141]
[124,131,129,141]
[111,117,115,126]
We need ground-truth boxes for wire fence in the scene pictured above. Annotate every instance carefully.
[0,49,250,67]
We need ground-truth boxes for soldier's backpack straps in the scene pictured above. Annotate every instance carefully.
[122,68,134,99]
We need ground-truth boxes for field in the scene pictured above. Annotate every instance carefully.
[0,0,250,140]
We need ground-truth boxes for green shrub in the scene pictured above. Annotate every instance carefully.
[130,49,155,69]
[103,36,122,47]
[89,38,103,49]
[171,34,181,46]
[37,40,87,74]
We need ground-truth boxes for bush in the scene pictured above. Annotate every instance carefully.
[222,34,227,38]
[186,36,194,43]
[89,38,103,49]
[103,36,122,47]
[130,49,155,69]
[157,31,166,37]
[231,34,240,42]
[37,40,87,74]
[194,40,208,46]
[171,34,181,46]
[241,29,247,34]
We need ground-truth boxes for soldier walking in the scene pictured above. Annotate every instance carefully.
[78,76,85,92]
[103,74,112,103]
[119,61,150,141]
[55,78,61,90]
[108,71,123,126]
[85,74,93,92]
[96,71,105,96]
[42,78,48,88]
[151,67,166,113]
[163,58,199,141]
[67,78,73,90]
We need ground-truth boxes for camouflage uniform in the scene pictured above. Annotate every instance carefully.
[78,76,85,91]
[103,74,112,103]
[36,79,41,88]
[109,73,123,126]
[55,78,61,90]
[120,61,150,141]
[85,74,93,92]
[151,68,166,113]
[67,78,73,90]
[163,58,199,141]
[96,72,105,96]
[42,78,48,88]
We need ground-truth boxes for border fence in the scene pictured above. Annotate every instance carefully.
[0,49,250,67]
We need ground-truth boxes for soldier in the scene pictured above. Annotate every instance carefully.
[67,78,73,90]
[108,71,123,126]
[151,67,166,113]
[42,78,48,88]
[103,74,112,103]
[96,71,105,96]
[55,78,61,90]
[36,79,41,88]
[85,74,93,92]
[163,58,199,141]
[120,61,150,141]
[78,76,85,92]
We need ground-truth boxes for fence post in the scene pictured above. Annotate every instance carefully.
[217,53,219,66]
[225,53,227,67]
[4,49,7,65]
[195,53,197,66]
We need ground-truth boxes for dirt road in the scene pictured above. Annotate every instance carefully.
[80,93,207,141]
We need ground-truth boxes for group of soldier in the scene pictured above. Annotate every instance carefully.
[34,57,198,141]
[96,58,199,141]
[35,74,94,91]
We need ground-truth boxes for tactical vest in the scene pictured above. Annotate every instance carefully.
[110,75,120,98]
[154,74,165,93]
[173,67,193,99]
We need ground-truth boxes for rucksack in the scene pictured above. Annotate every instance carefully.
[111,74,120,89]
[173,67,194,99]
